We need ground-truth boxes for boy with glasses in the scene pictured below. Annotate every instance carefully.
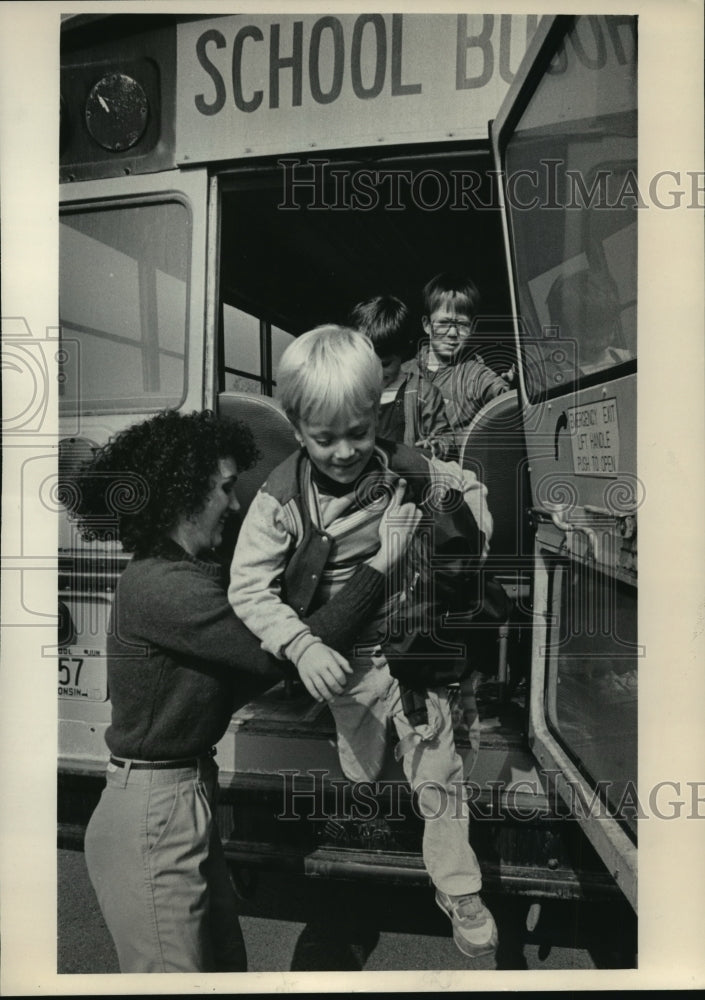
[405,273,510,436]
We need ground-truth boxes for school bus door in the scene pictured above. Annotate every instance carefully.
[492,15,638,910]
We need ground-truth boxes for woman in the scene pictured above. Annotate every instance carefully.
[67,409,418,973]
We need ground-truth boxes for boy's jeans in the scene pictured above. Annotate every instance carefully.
[84,755,246,972]
[328,649,483,897]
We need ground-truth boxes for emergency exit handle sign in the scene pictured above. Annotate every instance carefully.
[568,397,620,476]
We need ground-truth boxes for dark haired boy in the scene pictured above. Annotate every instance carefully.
[349,294,453,459]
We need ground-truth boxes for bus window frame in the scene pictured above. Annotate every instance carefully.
[529,548,638,908]
[494,15,638,405]
[544,554,638,843]
[518,146,638,403]
[58,168,209,419]
[219,305,278,397]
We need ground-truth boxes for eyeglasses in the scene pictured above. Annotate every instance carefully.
[431,320,472,334]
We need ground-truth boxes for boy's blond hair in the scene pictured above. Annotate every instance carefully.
[277,325,383,426]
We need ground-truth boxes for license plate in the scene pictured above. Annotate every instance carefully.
[58,647,108,702]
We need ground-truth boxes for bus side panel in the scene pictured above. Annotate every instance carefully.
[58,167,210,777]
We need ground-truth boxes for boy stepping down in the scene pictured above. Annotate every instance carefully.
[229,326,498,960]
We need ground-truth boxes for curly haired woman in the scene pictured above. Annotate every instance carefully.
[67,409,418,973]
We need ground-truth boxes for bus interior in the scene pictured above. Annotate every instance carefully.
[217,145,516,394]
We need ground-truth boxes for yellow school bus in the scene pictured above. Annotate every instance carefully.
[57,12,637,948]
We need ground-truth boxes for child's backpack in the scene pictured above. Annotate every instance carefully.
[382,473,511,692]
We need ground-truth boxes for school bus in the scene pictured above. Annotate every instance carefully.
[57,12,638,942]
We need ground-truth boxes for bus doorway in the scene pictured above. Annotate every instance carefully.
[215,147,515,399]
[215,142,534,695]
[209,143,625,909]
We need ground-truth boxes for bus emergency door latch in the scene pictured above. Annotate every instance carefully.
[549,510,600,562]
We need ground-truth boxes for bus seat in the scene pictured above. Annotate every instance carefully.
[218,391,298,514]
[457,389,531,695]
[458,389,528,561]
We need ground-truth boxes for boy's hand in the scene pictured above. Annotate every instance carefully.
[297,643,352,702]
[370,478,422,574]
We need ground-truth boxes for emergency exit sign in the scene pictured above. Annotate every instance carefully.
[568,397,620,477]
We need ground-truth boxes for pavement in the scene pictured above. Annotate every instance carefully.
[58,847,637,976]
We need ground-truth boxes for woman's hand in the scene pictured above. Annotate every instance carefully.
[369,478,422,575]
[297,642,352,702]
[414,436,450,460]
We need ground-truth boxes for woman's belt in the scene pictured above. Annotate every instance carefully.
[109,747,216,770]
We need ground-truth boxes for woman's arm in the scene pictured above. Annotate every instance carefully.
[305,476,421,647]
[119,555,384,701]
[231,479,420,657]
[302,562,384,650]
[119,558,280,677]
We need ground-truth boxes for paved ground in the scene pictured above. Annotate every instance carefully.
[58,847,636,975]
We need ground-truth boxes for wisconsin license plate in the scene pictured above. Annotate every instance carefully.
[58,647,108,702]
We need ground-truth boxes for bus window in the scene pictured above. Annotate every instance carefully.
[221,303,295,394]
[59,200,190,413]
[502,15,637,397]
[546,561,638,838]
[222,304,261,393]
[271,324,296,380]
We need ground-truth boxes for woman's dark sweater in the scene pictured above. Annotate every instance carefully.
[106,541,384,760]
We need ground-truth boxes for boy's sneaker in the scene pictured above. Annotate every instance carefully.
[435,890,498,958]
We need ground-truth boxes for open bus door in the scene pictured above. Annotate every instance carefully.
[491,15,638,910]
